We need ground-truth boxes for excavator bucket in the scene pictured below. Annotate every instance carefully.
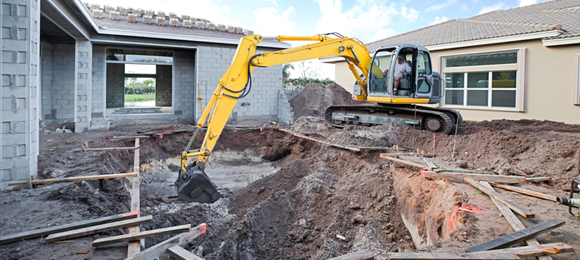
[175,162,221,203]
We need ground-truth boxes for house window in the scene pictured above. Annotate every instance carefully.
[442,50,523,110]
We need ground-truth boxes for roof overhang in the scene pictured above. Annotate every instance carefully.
[543,36,580,46]
[426,30,560,51]
[42,0,92,39]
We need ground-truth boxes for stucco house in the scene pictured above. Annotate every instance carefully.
[1,0,289,188]
[328,0,580,124]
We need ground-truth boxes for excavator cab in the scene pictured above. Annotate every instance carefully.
[365,44,442,103]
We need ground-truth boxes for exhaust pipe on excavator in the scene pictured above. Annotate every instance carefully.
[175,162,221,203]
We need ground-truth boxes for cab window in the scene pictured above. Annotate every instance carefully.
[418,51,432,75]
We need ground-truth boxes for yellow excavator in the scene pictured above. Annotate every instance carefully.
[175,33,462,203]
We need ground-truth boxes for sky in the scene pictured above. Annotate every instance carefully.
[94,0,552,80]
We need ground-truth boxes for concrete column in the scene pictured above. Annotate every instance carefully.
[1,0,41,189]
[91,45,106,118]
[74,40,92,132]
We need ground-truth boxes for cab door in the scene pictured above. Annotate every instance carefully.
[415,50,434,99]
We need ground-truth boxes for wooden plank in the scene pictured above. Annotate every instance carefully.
[423,158,437,169]
[0,211,138,245]
[113,135,150,140]
[490,183,557,202]
[380,155,430,170]
[387,252,520,260]
[421,171,525,184]
[467,219,565,252]
[327,250,374,260]
[381,153,416,157]
[480,182,553,260]
[92,224,191,247]
[167,246,203,260]
[85,147,139,152]
[465,178,535,218]
[125,223,206,260]
[490,243,573,258]
[8,173,138,186]
[127,138,141,257]
[435,169,493,174]
[526,177,551,183]
[44,216,153,243]
[277,128,361,152]
[358,147,401,151]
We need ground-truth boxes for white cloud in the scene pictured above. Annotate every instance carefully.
[313,0,401,43]
[519,0,537,7]
[425,0,458,12]
[92,0,243,27]
[478,2,506,14]
[401,7,418,21]
[461,4,468,11]
[253,6,297,35]
[369,28,396,42]
[430,16,448,25]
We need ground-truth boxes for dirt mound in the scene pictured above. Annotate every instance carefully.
[290,82,358,120]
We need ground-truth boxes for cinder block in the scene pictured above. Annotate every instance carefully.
[118,6,127,15]
[217,24,226,31]
[183,20,193,28]
[206,22,215,30]
[127,14,137,23]
[1,169,12,181]
[195,21,206,29]
[127,7,134,14]
[2,146,14,158]
[169,12,177,19]
[170,18,179,27]
[235,27,243,34]
[134,8,143,17]
[145,10,154,16]
[2,122,10,134]
[181,14,190,21]
[243,29,254,35]
[104,5,113,13]
[156,16,166,26]
[143,15,152,24]
[157,11,165,18]
[89,3,100,10]
[227,25,236,33]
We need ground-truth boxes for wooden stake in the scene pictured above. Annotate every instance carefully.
[480,182,553,260]
[465,178,535,218]
[0,212,138,245]
[85,141,89,149]
[8,173,138,186]
[127,138,141,257]
[81,144,87,152]
[466,219,565,252]
[490,183,557,201]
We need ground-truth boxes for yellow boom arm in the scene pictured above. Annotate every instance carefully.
[181,34,372,171]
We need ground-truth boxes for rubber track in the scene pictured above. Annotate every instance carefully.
[325,104,456,134]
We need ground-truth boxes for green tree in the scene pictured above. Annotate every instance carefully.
[282,64,294,84]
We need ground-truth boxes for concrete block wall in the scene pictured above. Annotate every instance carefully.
[40,42,75,120]
[196,45,282,122]
[172,50,195,117]
[277,90,294,125]
[106,63,124,108]
[156,64,172,106]
[91,46,105,118]
[1,0,40,189]
[74,40,92,132]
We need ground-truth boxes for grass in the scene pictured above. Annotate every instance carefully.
[125,94,156,102]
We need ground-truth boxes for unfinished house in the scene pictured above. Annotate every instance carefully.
[1,0,288,189]
[328,0,580,124]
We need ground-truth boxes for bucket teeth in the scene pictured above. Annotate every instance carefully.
[175,163,221,203]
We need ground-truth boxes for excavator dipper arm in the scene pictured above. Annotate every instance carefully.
[175,34,372,202]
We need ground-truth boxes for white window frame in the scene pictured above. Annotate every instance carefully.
[574,54,580,105]
[439,48,526,112]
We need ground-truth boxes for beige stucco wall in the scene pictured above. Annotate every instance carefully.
[333,39,580,124]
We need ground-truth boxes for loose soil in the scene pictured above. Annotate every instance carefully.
[1,84,580,259]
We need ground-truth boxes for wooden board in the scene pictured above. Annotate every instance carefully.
[380,155,430,170]
[125,223,206,260]
[489,243,573,258]
[465,178,534,218]
[526,177,551,183]
[327,250,374,260]
[8,173,137,186]
[387,252,520,259]
[167,246,203,260]
[127,138,141,257]
[44,216,153,243]
[84,147,139,152]
[277,128,361,152]
[490,183,557,201]
[467,219,565,252]
[0,211,137,245]
[421,171,525,184]
[435,169,494,175]
[92,224,191,247]
[479,182,553,260]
